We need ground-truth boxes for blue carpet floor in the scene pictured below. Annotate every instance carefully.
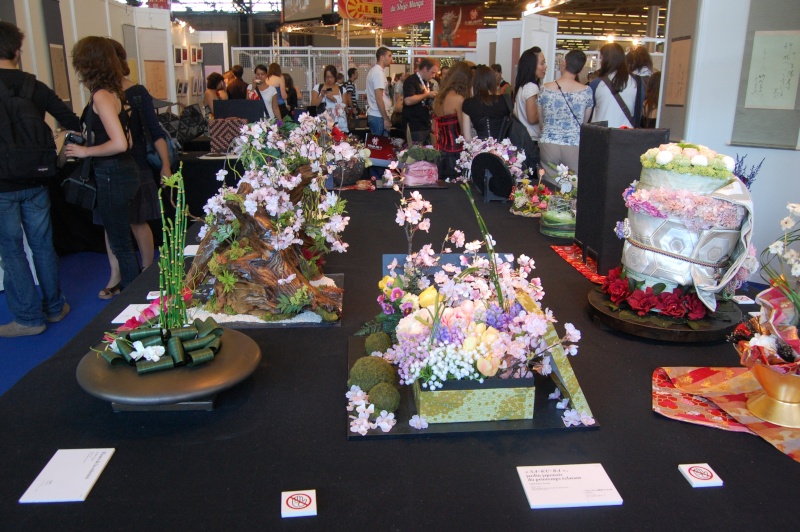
[0,252,114,397]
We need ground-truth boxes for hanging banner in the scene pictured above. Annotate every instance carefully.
[147,0,171,8]
[341,0,383,20]
[382,0,435,29]
[433,5,484,47]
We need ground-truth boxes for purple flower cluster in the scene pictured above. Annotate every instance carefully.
[434,323,466,345]
[484,302,522,331]
[383,332,430,385]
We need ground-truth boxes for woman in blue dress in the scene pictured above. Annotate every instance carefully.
[537,50,594,185]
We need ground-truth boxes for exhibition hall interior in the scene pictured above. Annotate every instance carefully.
[0,0,798,528]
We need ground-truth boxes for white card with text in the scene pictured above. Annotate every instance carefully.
[678,463,723,487]
[281,490,317,518]
[19,449,115,503]
[517,463,623,509]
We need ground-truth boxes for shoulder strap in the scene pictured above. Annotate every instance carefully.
[555,81,583,128]
[0,73,36,101]
[601,76,635,126]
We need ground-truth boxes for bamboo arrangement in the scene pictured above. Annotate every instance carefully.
[159,168,189,330]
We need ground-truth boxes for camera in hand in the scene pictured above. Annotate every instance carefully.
[65,132,86,146]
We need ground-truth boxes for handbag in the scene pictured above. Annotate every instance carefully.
[209,117,247,154]
[61,100,97,210]
[130,88,180,172]
[499,94,539,171]
[176,104,205,144]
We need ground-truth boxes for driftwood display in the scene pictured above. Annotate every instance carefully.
[186,167,343,321]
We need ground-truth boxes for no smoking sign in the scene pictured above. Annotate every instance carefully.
[281,490,317,517]
[679,463,723,488]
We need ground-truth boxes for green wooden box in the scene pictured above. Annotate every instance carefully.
[412,378,536,424]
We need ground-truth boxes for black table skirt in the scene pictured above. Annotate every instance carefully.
[0,187,794,530]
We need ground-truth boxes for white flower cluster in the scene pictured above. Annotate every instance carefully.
[769,203,800,278]
[110,339,166,362]
[455,136,528,181]
[562,409,595,427]
[346,385,397,436]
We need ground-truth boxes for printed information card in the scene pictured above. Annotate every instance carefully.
[19,449,115,503]
[517,463,623,509]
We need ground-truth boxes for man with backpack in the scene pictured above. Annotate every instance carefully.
[0,21,78,337]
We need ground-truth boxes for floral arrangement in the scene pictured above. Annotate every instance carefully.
[455,136,527,182]
[203,114,357,256]
[510,177,552,217]
[601,266,708,322]
[618,183,747,233]
[353,176,591,432]
[640,142,736,179]
[397,145,439,164]
[729,202,800,375]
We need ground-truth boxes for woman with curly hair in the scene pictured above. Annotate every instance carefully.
[432,61,472,179]
[65,36,141,291]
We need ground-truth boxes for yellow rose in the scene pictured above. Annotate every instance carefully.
[418,286,440,308]
[476,356,500,377]
[521,178,530,187]
[462,335,479,352]
[474,322,486,336]
[481,326,500,347]
[378,276,394,291]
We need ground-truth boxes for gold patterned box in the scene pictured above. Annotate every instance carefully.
[412,378,535,424]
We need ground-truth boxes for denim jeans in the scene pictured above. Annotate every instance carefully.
[93,156,141,288]
[0,186,64,326]
[368,114,389,136]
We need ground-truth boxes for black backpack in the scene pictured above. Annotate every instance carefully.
[499,93,540,172]
[0,73,57,180]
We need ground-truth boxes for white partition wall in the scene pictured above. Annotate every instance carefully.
[495,21,522,85]
[520,13,558,83]
[475,28,497,67]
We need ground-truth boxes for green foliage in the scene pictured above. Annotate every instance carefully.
[225,240,252,261]
[368,382,400,414]
[348,356,397,391]
[223,305,237,315]
[365,332,392,355]
[315,308,339,322]
[217,269,237,293]
[212,218,240,244]
[276,286,311,315]
[400,145,440,163]
[355,320,384,337]
[651,283,666,295]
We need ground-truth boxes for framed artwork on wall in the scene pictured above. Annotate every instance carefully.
[196,47,203,64]
[190,47,198,65]
[182,48,189,63]
[174,46,184,65]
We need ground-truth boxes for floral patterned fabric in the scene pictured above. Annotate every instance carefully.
[538,87,594,146]
[653,367,800,462]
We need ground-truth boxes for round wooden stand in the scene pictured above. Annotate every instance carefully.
[587,289,742,342]
[76,328,261,411]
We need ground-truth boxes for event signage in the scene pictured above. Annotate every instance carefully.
[381,0,435,29]
[147,0,170,8]
[341,0,383,20]
[433,5,484,47]
[283,0,333,23]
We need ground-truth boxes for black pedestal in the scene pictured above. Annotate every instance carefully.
[574,125,670,274]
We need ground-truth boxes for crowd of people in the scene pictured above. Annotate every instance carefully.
[0,19,663,337]
[360,43,661,182]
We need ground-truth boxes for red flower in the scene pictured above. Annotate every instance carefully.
[627,287,659,316]
[602,267,623,293]
[683,292,707,320]
[656,289,686,318]
[606,277,633,306]
[331,126,346,143]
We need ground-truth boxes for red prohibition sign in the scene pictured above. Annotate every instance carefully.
[688,466,713,481]
[287,493,312,509]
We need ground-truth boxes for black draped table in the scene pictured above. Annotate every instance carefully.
[0,188,795,530]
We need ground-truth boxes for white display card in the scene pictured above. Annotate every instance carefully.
[678,463,723,488]
[281,490,317,518]
[19,449,115,503]
[517,463,623,509]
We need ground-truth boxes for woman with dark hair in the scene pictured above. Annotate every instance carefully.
[311,65,348,132]
[641,70,662,128]
[432,61,472,178]
[537,50,594,184]
[515,46,547,144]
[247,63,281,120]
[460,65,511,141]
[203,71,228,120]
[267,62,289,118]
[283,73,298,114]
[65,36,141,291]
[90,38,172,299]
[626,46,654,87]
[589,42,642,128]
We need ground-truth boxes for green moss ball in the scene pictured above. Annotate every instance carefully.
[364,331,392,355]
[348,356,396,391]
[368,382,400,414]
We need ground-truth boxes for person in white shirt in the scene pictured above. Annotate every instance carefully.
[246,63,281,120]
[589,42,641,128]
[515,46,547,143]
[366,46,393,135]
